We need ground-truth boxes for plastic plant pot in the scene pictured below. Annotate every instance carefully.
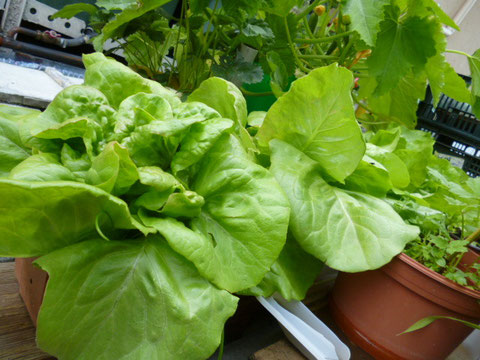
[330,252,480,360]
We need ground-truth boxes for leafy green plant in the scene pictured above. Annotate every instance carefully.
[0,53,292,359]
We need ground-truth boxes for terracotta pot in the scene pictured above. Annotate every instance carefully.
[330,252,480,360]
[15,257,48,326]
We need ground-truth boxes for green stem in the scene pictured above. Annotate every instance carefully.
[218,329,225,360]
[445,49,471,58]
[202,0,220,56]
[241,88,274,97]
[169,0,186,85]
[285,17,311,73]
[339,37,354,65]
[294,30,354,44]
[298,54,338,59]
[302,17,325,55]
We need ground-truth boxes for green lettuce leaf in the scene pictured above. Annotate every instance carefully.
[171,118,234,176]
[270,139,419,272]
[36,237,238,360]
[393,127,435,188]
[188,77,248,128]
[343,157,392,197]
[366,143,410,189]
[83,53,180,109]
[60,144,91,179]
[257,64,365,182]
[86,141,138,196]
[30,85,115,136]
[9,153,76,182]
[0,180,140,257]
[141,134,290,292]
[243,234,324,301]
[133,166,180,211]
[0,106,32,176]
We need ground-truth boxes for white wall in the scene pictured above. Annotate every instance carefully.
[438,0,480,76]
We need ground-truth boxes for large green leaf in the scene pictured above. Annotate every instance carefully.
[83,53,180,109]
[344,0,389,47]
[142,135,290,292]
[0,180,139,257]
[188,77,248,128]
[257,64,365,182]
[243,234,324,301]
[270,140,419,272]
[36,237,238,360]
[368,6,437,95]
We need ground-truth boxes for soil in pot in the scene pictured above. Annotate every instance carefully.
[330,252,480,360]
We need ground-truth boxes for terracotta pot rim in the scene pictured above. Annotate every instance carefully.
[397,252,480,299]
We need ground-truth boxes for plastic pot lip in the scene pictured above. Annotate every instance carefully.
[397,252,480,300]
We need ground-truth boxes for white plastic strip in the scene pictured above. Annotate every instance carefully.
[257,295,351,360]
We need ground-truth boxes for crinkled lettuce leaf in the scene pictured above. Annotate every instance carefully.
[36,237,238,360]
[0,179,142,257]
[141,134,290,292]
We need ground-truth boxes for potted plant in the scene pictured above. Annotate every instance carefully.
[331,221,480,360]
[3,2,480,360]
[0,52,295,359]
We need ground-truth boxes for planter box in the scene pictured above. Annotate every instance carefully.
[15,258,48,326]
[330,252,480,360]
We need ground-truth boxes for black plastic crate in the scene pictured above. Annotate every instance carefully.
[417,75,480,177]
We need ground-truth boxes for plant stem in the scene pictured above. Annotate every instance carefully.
[302,17,325,56]
[445,49,471,58]
[285,17,311,73]
[241,88,274,97]
[339,37,354,65]
[294,30,354,44]
[298,54,338,59]
[202,0,220,56]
